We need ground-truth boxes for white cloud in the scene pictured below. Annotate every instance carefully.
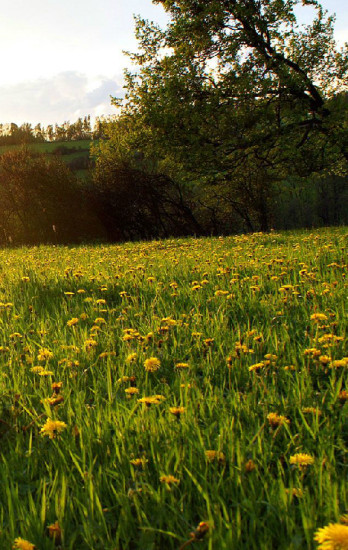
[0,72,123,126]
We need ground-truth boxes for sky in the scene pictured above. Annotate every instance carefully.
[0,0,346,127]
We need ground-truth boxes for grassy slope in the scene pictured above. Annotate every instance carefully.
[0,140,92,179]
[0,227,347,550]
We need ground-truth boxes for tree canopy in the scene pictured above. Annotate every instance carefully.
[94,0,348,234]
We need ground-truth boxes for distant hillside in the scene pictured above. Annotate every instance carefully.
[0,140,93,180]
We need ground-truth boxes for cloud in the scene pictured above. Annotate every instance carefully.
[0,71,123,126]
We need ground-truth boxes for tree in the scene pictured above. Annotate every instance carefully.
[0,148,102,245]
[112,0,347,231]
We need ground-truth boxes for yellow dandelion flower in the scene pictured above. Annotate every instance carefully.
[84,339,98,350]
[310,313,328,322]
[12,538,36,550]
[319,355,331,365]
[215,290,229,296]
[302,407,322,415]
[175,362,189,369]
[126,353,137,363]
[267,412,290,427]
[330,359,348,368]
[124,387,139,395]
[67,317,79,327]
[205,450,226,464]
[159,474,180,485]
[37,348,53,361]
[169,406,185,417]
[285,488,304,498]
[45,395,64,407]
[190,521,210,541]
[339,390,348,402]
[289,453,314,469]
[249,362,264,372]
[144,357,161,372]
[245,459,256,472]
[94,317,106,325]
[130,458,148,468]
[40,418,67,439]
[30,366,44,374]
[47,521,62,543]
[314,522,348,550]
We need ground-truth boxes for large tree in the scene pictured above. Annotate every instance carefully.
[107,0,347,231]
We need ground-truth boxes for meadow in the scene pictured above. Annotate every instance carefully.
[0,227,347,550]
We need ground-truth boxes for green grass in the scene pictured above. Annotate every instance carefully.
[0,227,347,549]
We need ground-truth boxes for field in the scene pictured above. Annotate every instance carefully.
[0,141,92,180]
[0,228,347,550]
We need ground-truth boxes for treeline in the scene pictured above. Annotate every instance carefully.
[0,0,347,246]
[0,115,114,145]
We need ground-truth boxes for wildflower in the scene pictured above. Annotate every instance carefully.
[94,317,106,325]
[130,457,148,468]
[319,355,331,365]
[37,348,53,361]
[267,412,290,427]
[330,359,348,368]
[205,450,226,464]
[304,348,321,357]
[302,407,322,415]
[249,362,264,372]
[245,459,256,472]
[144,357,161,372]
[175,362,189,369]
[339,390,348,402]
[190,522,210,541]
[10,332,23,339]
[40,418,67,439]
[126,353,137,363]
[30,366,44,374]
[99,351,116,359]
[314,522,348,550]
[137,396,162,406]
[215,290,229,296]
[12,538,35,550]
[47,521,62,544]
[169,406,185,417]
[285,488,304,498]
[45,395,64,407]
[67,318,79,327]
[125,387,139,396]
[289,453,314,469]
[160,474,180,485]
[264,353,277,361]
[310,313,328,322]
[84,339,98,350]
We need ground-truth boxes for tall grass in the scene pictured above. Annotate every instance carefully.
[0,228,347,549]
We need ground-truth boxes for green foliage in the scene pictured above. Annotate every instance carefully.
[95,0,348,234]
